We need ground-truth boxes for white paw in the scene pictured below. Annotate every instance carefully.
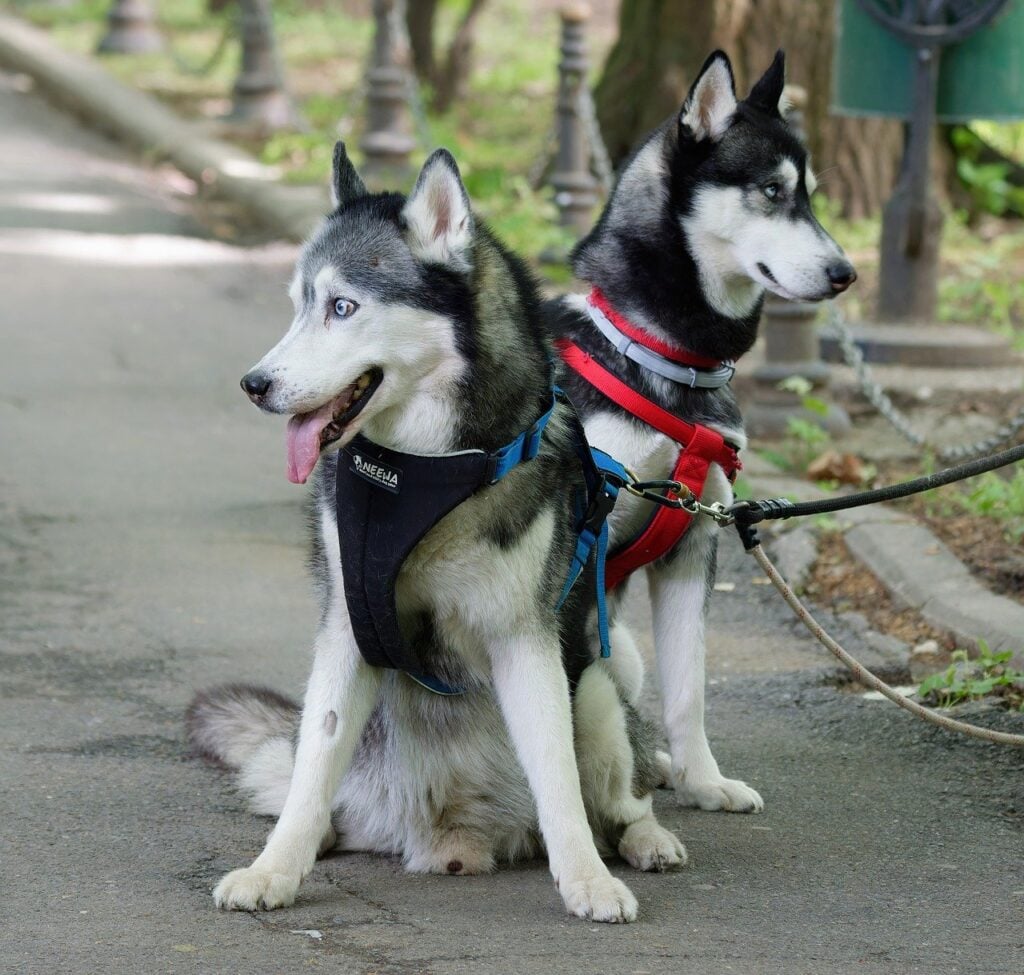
[213,866,299,911]
[674,772,764,813]
[618,819,688,872]
[561,872,638,923]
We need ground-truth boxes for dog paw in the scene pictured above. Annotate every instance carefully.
[213,866,299,911]
[618,819,687,872]
[674,773,764,813]
[561,872,638,923]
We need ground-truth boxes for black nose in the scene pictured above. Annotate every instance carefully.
[241,371,271,401]
[827,261,857,293]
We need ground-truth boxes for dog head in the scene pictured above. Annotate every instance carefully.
[241,145,477,484]
[576,50,855,325]
[677,50,855,308]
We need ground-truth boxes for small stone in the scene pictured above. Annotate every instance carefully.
[912,640,940,658]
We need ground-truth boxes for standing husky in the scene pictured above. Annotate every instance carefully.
[187,145,684,923]
[545,51,856,814]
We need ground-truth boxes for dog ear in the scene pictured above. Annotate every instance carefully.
[680,50,737,143]
[401,149,474,269]
[331,141,367,209]
[746,49,786,116]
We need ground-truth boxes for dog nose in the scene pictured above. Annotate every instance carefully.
[241,370,272,401]
[827,261,857,293]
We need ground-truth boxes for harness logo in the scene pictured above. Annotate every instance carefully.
[351,450,401,494]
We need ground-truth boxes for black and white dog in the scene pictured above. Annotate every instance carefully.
[188,146,684,924]
[546,50,856,813]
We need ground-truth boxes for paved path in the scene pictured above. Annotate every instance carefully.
[2,75,1022,975]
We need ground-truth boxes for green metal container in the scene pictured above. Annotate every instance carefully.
[832,0,1024,122]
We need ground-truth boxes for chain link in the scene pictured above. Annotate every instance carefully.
[826,304,1024,463]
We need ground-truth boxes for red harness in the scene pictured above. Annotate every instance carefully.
[556,291,741,592]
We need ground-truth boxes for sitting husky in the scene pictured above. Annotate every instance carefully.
[545,51,856,814]
[187,145,683,923]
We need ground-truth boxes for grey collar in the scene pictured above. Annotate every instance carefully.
[585,300,735,389]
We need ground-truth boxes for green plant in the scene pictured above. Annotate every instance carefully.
[917,643,1024,710]
[955,468,1024,542]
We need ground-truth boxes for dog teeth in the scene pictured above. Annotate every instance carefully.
[356,373,371,390]
[351,388,362,402]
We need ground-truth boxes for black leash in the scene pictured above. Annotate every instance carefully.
[729,441,1024,549]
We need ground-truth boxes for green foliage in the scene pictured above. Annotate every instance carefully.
[917,643,1024,710]
[954,468,1024,542]
[951,126,1024,218]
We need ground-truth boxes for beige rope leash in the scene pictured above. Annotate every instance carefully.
[750,544,1024,748]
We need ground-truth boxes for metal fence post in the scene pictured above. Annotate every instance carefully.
[744,86,850,439]
[225,0,302,131]
[96,0,163,55]
[360,0,416,186]
[549,3,598,235]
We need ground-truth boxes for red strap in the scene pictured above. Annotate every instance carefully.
[557,338,741,591]
[603,432,721,590]
[556,339,740,473]
[589,287,723,370]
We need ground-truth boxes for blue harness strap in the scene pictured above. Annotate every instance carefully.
[553,391,629,658]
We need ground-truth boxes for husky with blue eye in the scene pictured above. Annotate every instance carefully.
[545,50,856,814]
[187,145,685,924]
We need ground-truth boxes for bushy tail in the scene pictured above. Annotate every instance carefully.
[186,684,299,816]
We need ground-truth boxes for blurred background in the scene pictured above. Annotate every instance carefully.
[15,0,1024,320]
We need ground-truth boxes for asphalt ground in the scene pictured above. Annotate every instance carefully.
[2,75,1022,975]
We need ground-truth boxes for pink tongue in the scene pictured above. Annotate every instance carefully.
[286,401,337,484]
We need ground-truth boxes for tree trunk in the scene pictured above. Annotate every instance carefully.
[593,0,716,163]
[595,0,905,218]
[404,0,490,113]
[406,0,439,85]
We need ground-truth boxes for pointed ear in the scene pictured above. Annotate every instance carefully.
[401,149,474,269]
[746,49,786,116]
[331,141,366,209]
[680,51,737,143]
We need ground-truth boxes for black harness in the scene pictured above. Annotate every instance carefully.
[334,391,629,695]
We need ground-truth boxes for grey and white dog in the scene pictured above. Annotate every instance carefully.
[545,50,856,813]
[187,145,684,923]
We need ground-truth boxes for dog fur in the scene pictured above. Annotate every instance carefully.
[187,145,685,924]
[545,50,855,813]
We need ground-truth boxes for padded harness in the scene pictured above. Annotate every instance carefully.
[557,289,742,592]
[335,391,628,695]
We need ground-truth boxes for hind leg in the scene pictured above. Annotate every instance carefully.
[648,512,764,814]
[574,666,686,872]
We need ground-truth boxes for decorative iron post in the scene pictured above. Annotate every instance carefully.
[96,0,163,55]
[360,0,416,186]
[549,3,598,235]
[745,86,850,438]
[226,0,302,131]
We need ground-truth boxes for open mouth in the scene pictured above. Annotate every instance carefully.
[285,368,383,484]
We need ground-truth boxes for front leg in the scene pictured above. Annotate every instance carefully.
[214,621,382,910]
[648,520,764,813]
[490,632,638,923]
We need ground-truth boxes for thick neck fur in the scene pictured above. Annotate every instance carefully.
[365,223,553,456]
[572,124,762,364]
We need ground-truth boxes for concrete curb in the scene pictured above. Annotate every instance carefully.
[3,16,1020,664]
[0,13,327,241]
[743,453,1024,665]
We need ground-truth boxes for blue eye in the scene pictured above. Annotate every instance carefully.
[333,298,358,318]
[763,183,780,200]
